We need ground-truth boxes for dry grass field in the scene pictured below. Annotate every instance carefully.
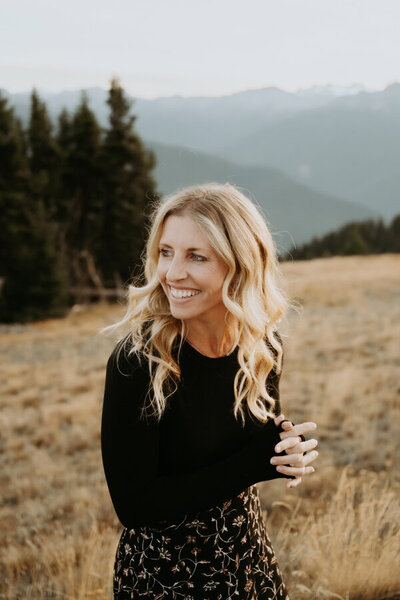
[0,254,399,599]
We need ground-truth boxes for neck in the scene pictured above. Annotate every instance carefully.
[184,328,234,358]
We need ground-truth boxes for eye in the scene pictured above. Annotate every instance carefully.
[158,248,206,262]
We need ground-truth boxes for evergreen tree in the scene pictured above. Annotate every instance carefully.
[388,215,400,252]
[28,89,61,219]
[54,109,72,232]
[342,226,370,255]
[57,108,71,151]
[284,215,400,261]
[0,92,68,323]
[0,95,28,193]
[60,92,105,294]
[99,78,158,287]
[0,194,69,322]
[54,108,73,274]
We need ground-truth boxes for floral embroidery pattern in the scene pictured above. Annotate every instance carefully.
[113,484,290,599]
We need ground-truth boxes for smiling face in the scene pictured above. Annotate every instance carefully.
[157,213,229,328]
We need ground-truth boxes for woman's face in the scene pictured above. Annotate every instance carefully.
[157,213,229,326]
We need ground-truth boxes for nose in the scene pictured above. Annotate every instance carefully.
[166,254,187,282]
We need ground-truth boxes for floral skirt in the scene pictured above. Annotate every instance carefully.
[113,484,290,599]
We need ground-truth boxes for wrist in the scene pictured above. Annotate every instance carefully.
[251,419,294,481]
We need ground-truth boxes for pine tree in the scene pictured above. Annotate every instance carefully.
[60,92,105,296]
[284,215,400,260]
[28,89,61,219]
[57,108,71,151]
[54,109,71,232]
[0,92,68,323]
[342,227,370,255]
[0,94,27,194]
[99,78,158,288]
[388,214,400,252]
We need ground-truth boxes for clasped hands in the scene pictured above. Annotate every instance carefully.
[272,413,318,489]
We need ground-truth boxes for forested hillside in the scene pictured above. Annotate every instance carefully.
[0,80,158,323]
[285,215,400,259]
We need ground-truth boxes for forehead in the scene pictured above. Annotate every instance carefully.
[159,214,211,250]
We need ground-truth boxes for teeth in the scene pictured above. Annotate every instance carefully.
[170,287,201,298]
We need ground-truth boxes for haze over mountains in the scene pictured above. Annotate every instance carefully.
[150,141,375,255]
[3,83,398,252]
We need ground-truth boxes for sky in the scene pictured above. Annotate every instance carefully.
[1,0,399,98]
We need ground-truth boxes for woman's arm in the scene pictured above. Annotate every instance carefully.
[100,343,292,529]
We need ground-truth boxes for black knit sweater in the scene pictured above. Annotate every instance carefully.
[101,334,294,529]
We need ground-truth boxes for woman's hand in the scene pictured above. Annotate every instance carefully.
[272,413,318,489]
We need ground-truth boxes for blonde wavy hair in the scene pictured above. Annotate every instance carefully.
[100,182,297,427]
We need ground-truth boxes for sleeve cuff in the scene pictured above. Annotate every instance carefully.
[251,419,296,481]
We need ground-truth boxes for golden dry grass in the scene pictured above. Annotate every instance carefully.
[0,254,399,599]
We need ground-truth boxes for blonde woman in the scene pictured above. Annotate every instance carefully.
[101,182,318,599]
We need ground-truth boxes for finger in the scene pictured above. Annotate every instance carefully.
[285,438,318,457]
[274,414,286,427]
[285,441,304,455]
[281,421,294,433]
[275,436,302,453]
[271,449,319,467]
[286,477,302,488]
[295,439,318,454]
[279,422,317,440]
[301,450,319,466]
[270,452,304,466]
[276,465,315,476]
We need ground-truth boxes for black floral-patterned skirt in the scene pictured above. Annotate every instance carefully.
[113,484,290,599]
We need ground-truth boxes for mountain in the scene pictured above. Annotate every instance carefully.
[296,83,367,97]
[0,87,110,129]
[149,141,379,254]
[3,82,396,229]
[217,86,400,221]
[1,83,368,154]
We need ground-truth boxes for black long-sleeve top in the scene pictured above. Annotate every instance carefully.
[101,334,293,530]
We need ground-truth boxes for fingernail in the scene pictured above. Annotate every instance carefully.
[270,458,277,464]
[276,445,281,452]
[276,466,283,471]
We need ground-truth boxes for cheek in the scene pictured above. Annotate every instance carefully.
[211,265,227,290]
[202,274,225,297]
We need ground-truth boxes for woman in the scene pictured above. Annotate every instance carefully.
[100,182,318,599]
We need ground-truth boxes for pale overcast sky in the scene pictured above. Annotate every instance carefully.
[1,0,399,98]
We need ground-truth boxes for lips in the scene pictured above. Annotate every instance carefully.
[168,285,201,299]
[167,285,200,291]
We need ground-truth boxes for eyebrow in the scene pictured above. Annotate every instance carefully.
[159,243,208,252]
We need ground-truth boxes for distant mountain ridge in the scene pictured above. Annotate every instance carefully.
[2,82,397,248]
[149,141,378,254]
[219,94,400,220]
[2,82,390,150]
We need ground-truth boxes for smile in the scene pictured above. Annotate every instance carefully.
[168,286,201,299]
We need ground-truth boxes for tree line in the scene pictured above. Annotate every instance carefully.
[284,215,400,260]
[1,81,398,324]
[0,79,158,323]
